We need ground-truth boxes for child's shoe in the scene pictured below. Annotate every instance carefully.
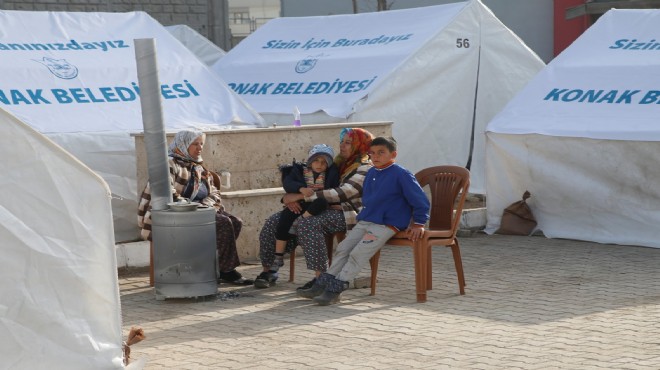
[253,271,278,289]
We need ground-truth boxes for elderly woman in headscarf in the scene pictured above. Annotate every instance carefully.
[137,129,252,285]
[253,127,374,289]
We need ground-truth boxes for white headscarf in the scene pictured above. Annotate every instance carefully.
[168,129,205,200]
[168,129,205,163]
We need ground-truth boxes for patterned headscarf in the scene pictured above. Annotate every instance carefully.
[168,129,206,200]
[168,129,205,163]
[335,127,374,178]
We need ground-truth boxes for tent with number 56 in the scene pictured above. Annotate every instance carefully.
[212,0,544,193]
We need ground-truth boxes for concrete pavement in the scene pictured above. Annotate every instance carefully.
[120,233,660,369]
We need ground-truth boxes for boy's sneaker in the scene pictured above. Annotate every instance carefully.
[254,271,278,289]
[296,278,317,291]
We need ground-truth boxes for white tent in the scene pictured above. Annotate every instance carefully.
[0,107,124,368]
[0,10,264,242]
[166,24,226,66]
[485,9,660,248]
[212,0,543,193]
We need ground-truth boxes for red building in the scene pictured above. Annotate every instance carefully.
[554,0,660,57]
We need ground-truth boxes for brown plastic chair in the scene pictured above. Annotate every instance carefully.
[369,165,470,302]
[209,170,222,191]
[289,232,344,282]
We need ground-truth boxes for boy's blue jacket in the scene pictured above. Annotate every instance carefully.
[358,163,430,230]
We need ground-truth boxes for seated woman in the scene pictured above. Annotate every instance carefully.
[253,128,374,289]
[137,129,252,285]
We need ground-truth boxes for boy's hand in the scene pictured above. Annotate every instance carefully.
[300,188,314,197]
[407,225,425,241]
[302,211,312,218]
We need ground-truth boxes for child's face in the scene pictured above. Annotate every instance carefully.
[310,156,328,173]
[368,144,396,167]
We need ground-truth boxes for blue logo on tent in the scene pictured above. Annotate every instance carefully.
[33,57,79,79]
[295,57,317,73]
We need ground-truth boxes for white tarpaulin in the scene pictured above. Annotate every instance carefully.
[212,0,544,192]
[0,10,264,242]
[166,25,226,66]
[485,9,660,248]
[0,107,124,369]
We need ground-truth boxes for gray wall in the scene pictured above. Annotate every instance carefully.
[280,0,554,63]
[0,0,232,50]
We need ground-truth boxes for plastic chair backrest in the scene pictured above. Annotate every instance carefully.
[415,166,470,233]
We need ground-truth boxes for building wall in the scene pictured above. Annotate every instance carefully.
[0,0,214,46]
[553,0,590,57]
[227,0,280,47]
[0,0,280,50]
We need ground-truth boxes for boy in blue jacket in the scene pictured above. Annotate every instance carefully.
[298,136,430,305]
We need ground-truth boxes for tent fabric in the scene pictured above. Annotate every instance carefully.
[0,10,261,133]
[214,2,465,117]
[45,131,139,242]
[486,134,660,248]
[485,9,660,248]
[212,0,544,193]
[487,10,660,141]
[0,107,124,368]
[0,10,264,242]
[166,24,226,67]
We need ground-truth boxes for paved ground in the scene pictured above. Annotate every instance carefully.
[120,233,660,369]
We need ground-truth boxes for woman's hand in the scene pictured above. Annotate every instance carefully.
[282,193,304,213]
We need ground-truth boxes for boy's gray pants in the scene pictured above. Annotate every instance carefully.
[327,221,396,283]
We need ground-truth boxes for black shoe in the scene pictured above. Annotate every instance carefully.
[297,282,325,299]
[296,278,316,291]
[219,270,255,285]
[313,290,342,306]
[254,271,278,289]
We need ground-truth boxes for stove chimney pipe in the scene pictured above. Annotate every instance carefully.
[135,38,171,211]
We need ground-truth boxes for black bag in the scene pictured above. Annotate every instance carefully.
[496,190,537,236]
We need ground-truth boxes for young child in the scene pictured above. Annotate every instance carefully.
[268,144,340,276]
[297,136,430,305]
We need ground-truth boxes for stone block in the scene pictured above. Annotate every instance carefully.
[352,275,372,289]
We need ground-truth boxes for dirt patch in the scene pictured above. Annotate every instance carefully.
[117,266,150,278]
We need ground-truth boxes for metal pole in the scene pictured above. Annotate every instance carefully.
[208,0,230,50]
